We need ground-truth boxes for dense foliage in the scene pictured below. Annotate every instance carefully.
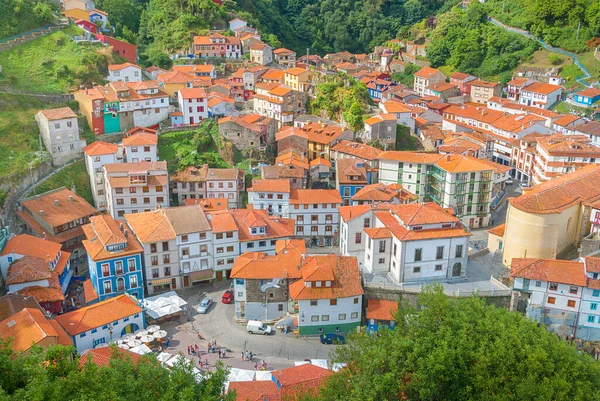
[391,63,420,87]
[0,0,56,40]
[0,340,231,401]
[484,0,600,53]
[426,3,539,77]
[305,286,600,401]
[308,74,371,132]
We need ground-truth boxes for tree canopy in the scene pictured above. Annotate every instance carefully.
[306,286,600,401]
[0,339,231,401]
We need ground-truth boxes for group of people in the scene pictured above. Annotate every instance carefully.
[254,360,268,371]
[241,350,253,361]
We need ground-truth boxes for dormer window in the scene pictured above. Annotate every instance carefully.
[412,226,422,230]
[325,281,331,287]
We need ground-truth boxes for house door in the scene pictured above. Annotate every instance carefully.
[452,263,462,277]
[184,276,190,287]
[171,278,177,289]
[216,271,223,281]
[190,116,194,124]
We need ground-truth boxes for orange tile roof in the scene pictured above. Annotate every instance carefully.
[228,381,279,401]
[83,214,143,261]
[351,183,417,203]
[367,299,397,321]
[510,258,586,286]
[507,77,531,86]
[380,101,412,114]
[156,69,195,84]
[364,227,392,239]
[179,87,207,99]
[284,67,308,76]
[536,135,600,156]
[450,72,473,80]
[289,189,342,204]
[510,165,600,214]
[183,197,228,211]
[331,140,382,161]
[6,256,51,285]
[21,188,98,229]
[248,178,291,193]
[375,209,470,241]
[576,88,600,98]
[108,62,140,71]
[289,255,362,300]
[83,141,119,156]
[272,364,332,399]
[125,127,157,138]
[0,308,72,352]
[522,82,562,95]
[260,69,285,81]
[55,295,142,336]
[125,209,177,243]
[339,204,378,222]
[37,107,77,121]
[378,151,442,164]
[390,202,460,226]
[487,223,505,237]
[83,279,98,304]
[275,238,306,255]
[232,209,295,241]
[274,48,294,55]
[553,114,582,127]
[275,126,308,141]
[193,34,240,45]
[80,346,141,368]
[470,79,499,88]
[230,251,303,280]
[414,67,443,78]
[1,234,62,259]
[585,257,600,273]
[434,154,496,173]
[275,151,309,170]
[103,161,167,173]
[270,85,292,96]
[122,132,157,146]
[309,157,331,168]
[491,114,545,133]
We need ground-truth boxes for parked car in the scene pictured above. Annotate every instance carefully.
[197,297,212,314]
[505,177,514,185]
[320,334,345,344]
[246,320,272,335]
[221,290,234,304]
[520,181,530,190]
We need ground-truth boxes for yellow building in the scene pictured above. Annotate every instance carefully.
[62,8,90,21]
[284,68,312,92]
[156,70,208,98]
[494,165,600,266]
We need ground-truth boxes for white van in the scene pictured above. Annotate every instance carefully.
[246,320,272,335]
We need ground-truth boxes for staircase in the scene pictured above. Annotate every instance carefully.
[0,18,69,52]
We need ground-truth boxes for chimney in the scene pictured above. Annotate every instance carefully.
[124,229,128,238]
[53,200,59,206]
[119,223,124,231]
[39,210,44,216]
[446,154,451,161]
[68,196,74,203]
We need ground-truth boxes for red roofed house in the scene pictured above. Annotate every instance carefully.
[247,179,292,217]
[363,202,470,283]
[122,131,158,162]
[288,189,343,246]
[218,114,278,151]
[192,34,242,59]
[80,345,141,367]
[107,63,142,83]
[519,82,563,110]
[250,42,273,66]
[413,67,446,96]
[83,141,123,211]
[177,87,208,125]
[510,257,600,340]
[363,113,397,147]
[290,255,363,335]
[449,72,477,96]
[366,299,398,332]
[55,294,144,353]
[273,48,296,68]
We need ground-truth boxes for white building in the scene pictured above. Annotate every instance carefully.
[339,204,384,263]
[54,294,144,354]
[228,18,247,32]
[121,81,170,128]
[35,107,86,166]
[178,87,208,125]
[170,165,245,208]
[519,82,563,110]
[288,189,342,247]
[83,141,123,211]
[104,161,169,219]
[378,101,415,131]
[290,255,363,335]
[247,179,291,217]
[107,63,142,83]
[413,67,446,97]
[362,203,470,283]
[122,132,158,162]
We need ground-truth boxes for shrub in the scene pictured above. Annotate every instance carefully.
[548,54,564,65]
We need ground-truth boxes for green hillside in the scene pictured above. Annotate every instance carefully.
[0,0,57,40]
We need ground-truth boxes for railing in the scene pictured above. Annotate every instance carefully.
[364,282,511,297]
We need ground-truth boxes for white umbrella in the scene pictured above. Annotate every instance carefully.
[140,334,154,343]
[153,330,168,340]
[127,339,142,347]
[129,344,152,355]
[121,334,135,342]
[156,352,172,364]
[147,325,160,333]
[118,343,130,350]
[134,330,148,338]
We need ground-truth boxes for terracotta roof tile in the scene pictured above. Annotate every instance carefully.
[414,67,443,78]
[80,346,141,368]
[1,234,61,259]
[83,214,143,261]
[83,141,119,156]
[364,227,392,239]
[6,256,51,285]
[55,295,142,336]
[351,183,417,203]
[260,69,285,81]
[230,251,303,280]
[487,223,505,237]
[108,62,140,71]
[37,107,77,121]
[228,381,279,401]
[164,205,211,234]
[0,308,72,352]
[21,188,98,229]
[179,87,207,99]
[122,132,157,146]
[367,299,397,321]
[284,67,308,76]
[522,82,562,95]
[248,179,291,193]
[103,161,167,173]
[510,258,586,286]
[339,204,376,222]
[272,364,332,399]
[83,279,98,304]
[553,114,582,127]
[125,209,176,242]
[331,140,382,161]
[273,48,294,55]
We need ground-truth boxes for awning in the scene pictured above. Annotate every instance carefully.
[151,278,172,286]
[190,269,214,282]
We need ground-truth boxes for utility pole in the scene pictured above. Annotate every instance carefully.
[306,48,310,70]
[576,21,581,41]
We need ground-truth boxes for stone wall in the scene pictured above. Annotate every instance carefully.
[245,279,289,303]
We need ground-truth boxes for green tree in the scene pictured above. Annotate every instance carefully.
[307,286,600,400]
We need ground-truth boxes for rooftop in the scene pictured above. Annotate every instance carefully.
[511,258,586,287]
[83,141,119,156]
[37,107,77,121]
[82,214,143,261]
[289,189,342,204]
[20,188,97,229]
[522,82,562,95]
[80,346,141,368]
[248,179,291,193]
[331,140,382,161]
[1,233,61,260]
[125,208,177,242]
[366,299,398,321]
[0,308,72,353]
[122,132,158,146]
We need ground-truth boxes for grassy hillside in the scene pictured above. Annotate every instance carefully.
[0,25,121,93]
[33,160,93,204]
[0,0,57,40]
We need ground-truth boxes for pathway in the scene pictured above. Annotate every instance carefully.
[487,17,593,87]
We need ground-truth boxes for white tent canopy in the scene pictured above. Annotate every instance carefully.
[129,344,153,355]
[142,291,188,320]
[227,368,255,382]
[254,371,273,381]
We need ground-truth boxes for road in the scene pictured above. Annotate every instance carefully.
[162,282,340,372]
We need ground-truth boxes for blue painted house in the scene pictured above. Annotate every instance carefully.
[83,214,144,302]
[366,79,396,101]
[573,88,600,107]
[366,299,397,333]
[335,158,370,205]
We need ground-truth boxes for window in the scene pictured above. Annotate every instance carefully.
[591,303,598,311]
[311,226,318,232]
[588,315,595,323]
[435,264,443,271]
[150,243,157,253]
[354,297,359,304]
[594,290,600,297]
[115,261,124,275]
[157,197,164,203]
[535,281,542,287]
[217,247,224,253]
[321,315,329,321]
[311,315,319,322]
[363,218,370,228]
[297,226,304,233]
[181,235,188,242]
[455,245,463,258]
[130,275,138,288]
[130,198,137,205]
[338,313,346,320]
[216,233,223,240]
[182,248,189,256]
[116,198,124,205]
[378,258,385,264]
[162,242,169,251]
[310,300,318,306]
[163,254,170,264]
[325,214,332,221]
[414,248,422,262]
[549,283,558,291]
[164,266,171,276]
[567,300,576,308]
[247,243,254,248]
[130,187,137,194]
[103,281,112,293]
[436,246,444,260]
[226,232,233,238]
[547,297,556,304]
[156,186,163,192]
[102,264,110,277]
[413,266,421,273]
[330,299,337,306]
[569,286,578,294]
[227,246,234,252]
[351,312,358,319]
[355,232,362,244]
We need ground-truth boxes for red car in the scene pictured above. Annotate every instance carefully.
[221,290,234,304]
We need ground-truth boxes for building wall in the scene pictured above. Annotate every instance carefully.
[124,144,157,163]
[70,312,145,354]
[85,152,120,211]
[88,253,144,301]
[105,171,170,219]
[248,191,290,217]
[178,96,208,125]
[298,296,362,335]
[289,202,341,243]
[35,114,85,166]
[138,240,180,295]
[108,66,142,83]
